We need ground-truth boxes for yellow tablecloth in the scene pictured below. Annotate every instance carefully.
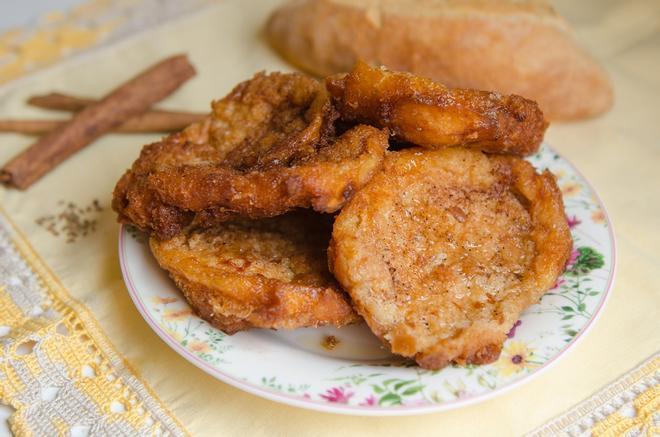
[0,0,658,435]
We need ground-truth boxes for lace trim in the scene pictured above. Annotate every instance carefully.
[528,352,659,436]
[0,209,188,436]
[0,0,213,87]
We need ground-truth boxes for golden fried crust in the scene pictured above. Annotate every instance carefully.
[327,61,547,156]
[150,212,360,334]
[148,124,389,216]
[112,71,389,238]
[329,148,571,369]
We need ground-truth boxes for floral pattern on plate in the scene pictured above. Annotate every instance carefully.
[119,144,615,415]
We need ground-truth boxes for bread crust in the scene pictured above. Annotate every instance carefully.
[266,0,613,120]
[329,148,572,369]
[150,213,360,334]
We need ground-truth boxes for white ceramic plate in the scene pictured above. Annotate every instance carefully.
[119,144,615,416]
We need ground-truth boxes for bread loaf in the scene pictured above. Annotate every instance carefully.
[266,0,613,121]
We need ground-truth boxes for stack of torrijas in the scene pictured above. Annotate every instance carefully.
[112,62,572,369]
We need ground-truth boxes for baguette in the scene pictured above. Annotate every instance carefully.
[266,0,613,121]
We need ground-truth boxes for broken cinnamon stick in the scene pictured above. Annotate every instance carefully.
[0,111,206,135]
[1,54,196,189]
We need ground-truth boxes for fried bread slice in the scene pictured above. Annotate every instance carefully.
[329,148,571,369]
[150,212,359,334]
[327,61,547,156]
[113,71,389,238]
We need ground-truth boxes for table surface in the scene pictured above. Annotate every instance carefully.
[0,0,658,435]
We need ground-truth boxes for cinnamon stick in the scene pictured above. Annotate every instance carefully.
[1,54,196,189]
[28,92,204,120]
[13,92,206,134]
[0,111,206,135]
[28,93,97,111]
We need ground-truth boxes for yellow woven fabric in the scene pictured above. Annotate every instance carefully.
[0,210,187,436]
[0,0,658,435]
